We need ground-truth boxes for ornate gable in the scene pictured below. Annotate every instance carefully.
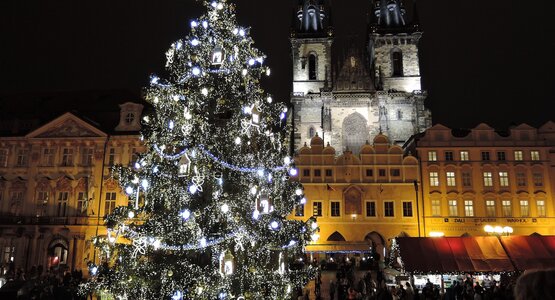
[26,112,107,139]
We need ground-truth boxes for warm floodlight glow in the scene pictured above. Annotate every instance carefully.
[429,231,445,237]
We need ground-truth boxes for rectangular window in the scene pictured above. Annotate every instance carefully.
[444,151,453,161]
[497,151,506,161]
[514,150,523,161]
[533,173,543,187]
[42,148,55,166]
[460,151,469,161]
[81,148,94,166]
[402,201,413,217]
[428,151,437,161]
[499,171,509,187]
[390,169,400,177]
[483,172,493,187]
[57,192,69,217]
[448,200,458,216]
[530,150,540,161]
[77,191,87,214]
[325,169,333,177]
[462,172,472,187]
[312,201,322,217]
[464,200,474,217]
[430,200,440,216]
[384,201,394,217]
[516,172,527,187]
[366,201,376,217]
[330,201,340,217]
[446,171,456,187]
[3,246,15,264]
[481,151,490,161]
[36,191,49,217]
[502,200,512,217]
[302,169,310,177]
[429,172,439,187]
[520,200,529,217]
[105,192,117,215]
[10,191,23,202]
[486,200,496,217]
[314,169,321,177]
[366,169,373,177]
[537,200,546,217]
[16,149,29,167]
[0,149,8,167]
[61,148,74,166]
[295,204,304,217]
[378,169,386,177]
[108,148,116,166]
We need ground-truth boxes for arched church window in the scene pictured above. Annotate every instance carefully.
[397,110,403,120]
[392,50,403,77]
[308,54,317,80]
[342,113,369,154]
[308,126,315,138]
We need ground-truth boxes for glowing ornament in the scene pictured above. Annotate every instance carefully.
[243,105,253,114]
[250,186,257,195]
[221,203,229,213]
[141,179,149,190]
[211,1,217,8]
[154,97,159,104]
[132,177,139,184]
[202,21,208,28]
[90,266,98,275]
[178,153,191,177]
[257,169,264,177]
[280,112,286,120]
[189,185,198,194]
[239,29,245,36]
[191,21,198,28]
[295,188,303,196]
[235,137,241,145]
[143,116,150,123]
[125,186,134,195]
[201,88,208,96]
[172,291,183,300]
[211,46,224,65]
[258,193,271,214]
[191,39,199,46]
[180,209,191,220]
[252,210,260,220]
[176,41,182,49]
[173,95,180,101]
[289,168,298,176]
[128,211,135,219]
[200,237,207,247]
[233,28,239,35]
[150,76,159,84]
[192,67,201,76]
[311,222,318,230]
[220,251,234,275]
[270,220,280,230]
[266,68,271,76]
[169,120,175,130]
[300,197,307,204]
[267,96,273,103]
[248,58,255,66]
[311,233,320,241]
[284,156,291,165]
[242,69,248,76]
[152,239,161,250]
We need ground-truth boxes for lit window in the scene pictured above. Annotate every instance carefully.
[431,200,441,216]
[384,201,394,217]
[429,172,439,187]
[330,201,340,217]
[481,151,490,161]
[57,192,69,217]
[502,200,512,217]
[36,191,49,217]
[428,151,437,161]
[499,172,509,187]
[520,200,529,217]
[537,200,546,217]
[108,148,116,166]
[77,192,87,215]
[446,171,456,187]
[61,148,74,166]
[514,150,523,161]
[533,173,543,187]
[486,200,496,217]
[16,149,29,167]
[448,200,458,216]
[516,172,527,187]
[460,151,469,161]
[366,201,376,217]
[530,151,540,161]
[464,200,474,217]
[308,127,315,138]
[497,151,506,161]
[402,201,413,217]
[444,151,453,161]
[483,172,493,187]
[312,201,322,217]
[105,192,117,215]
[462,172,472,187]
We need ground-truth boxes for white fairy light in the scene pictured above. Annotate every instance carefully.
[125,186,134,195]
[141,179,149,189]
[289,168,298,176]
[311,222,318,230]
[192,67,201,76]
[169,120,175,130]
[217,3,224,10]
[248,58,255,66]
[201,88,208,96]
[252,210,260,220]
[267,96,273,103]
[242,69,248,76]
[191,39,199,46]
[202,21,208,28]
[239,29,245,36]
[295,188,303,196]
[250,186,257,195]
[200,237,207,247]
[191,21,198,28]
[233,28,239,35]
[128,211,135,219]
[300,197,307,205]
[266,68,271,76]
[235,137,241,145]
[189,185,198,194]
[180,209,191,220]
[270,221,279,230]
[221,204,229,213]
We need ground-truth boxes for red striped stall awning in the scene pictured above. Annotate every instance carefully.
[500,235,555,271]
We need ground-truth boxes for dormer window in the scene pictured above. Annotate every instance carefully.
[125,113,135,125]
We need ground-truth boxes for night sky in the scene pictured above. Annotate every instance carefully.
[1,0,554,129]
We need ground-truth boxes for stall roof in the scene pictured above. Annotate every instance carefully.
[397,237,515,273]
[499,236,555,271]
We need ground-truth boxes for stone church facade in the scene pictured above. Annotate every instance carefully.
[291,0,431,153]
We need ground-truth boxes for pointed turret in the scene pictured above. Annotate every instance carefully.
[292,0,332,38]
[370,0,417,33]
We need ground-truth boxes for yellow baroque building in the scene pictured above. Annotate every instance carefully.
[404,122,555,237]
[290,133,421,260]
[0,101,144,276]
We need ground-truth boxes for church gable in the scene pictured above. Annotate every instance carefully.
[26,112,107,139]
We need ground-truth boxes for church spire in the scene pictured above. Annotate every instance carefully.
[370,0,412,33]
[292,0,331,37]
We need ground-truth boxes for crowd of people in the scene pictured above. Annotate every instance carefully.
[0,264,86,300]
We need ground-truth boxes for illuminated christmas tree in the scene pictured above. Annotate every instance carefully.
[82,1,317,299]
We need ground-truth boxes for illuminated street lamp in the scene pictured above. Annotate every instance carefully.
[484,224,513,236]
[429,231,444,237]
